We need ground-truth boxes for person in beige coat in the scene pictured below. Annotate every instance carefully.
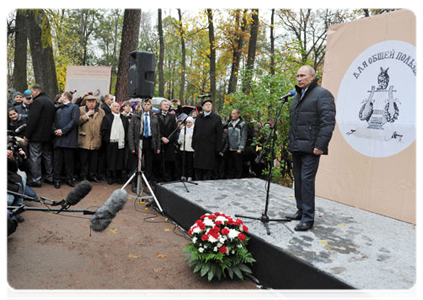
[78,96,105,182]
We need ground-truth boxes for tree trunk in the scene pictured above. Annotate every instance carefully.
[115,9,141,102]
[158,9,165,97]
[270,9,276,76]
[26,10,58,99]
[206,9,216,111]
[13,9,28,92]
[243,9,259,95]
[178,9,186,104]
[228,9,247,95]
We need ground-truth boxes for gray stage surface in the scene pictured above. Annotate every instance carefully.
[160,178,415,289]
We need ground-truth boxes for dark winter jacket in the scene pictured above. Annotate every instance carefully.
[192,112,223,170]
[53,102,80,149]
[157,112,178,161]
[100,113,129,144]
[24,92,56,142]
[288,79,336,155]
[128,111,160,153]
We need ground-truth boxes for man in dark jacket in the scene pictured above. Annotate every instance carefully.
[24,84,56,187]
[52,92,80,188]
[128,99,160,188]
[156,100,178,182]
[286,65,336,231]
[192,99,223,180]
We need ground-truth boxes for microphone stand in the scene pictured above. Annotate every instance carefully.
[121,100,163,213]
[235,96,291,235]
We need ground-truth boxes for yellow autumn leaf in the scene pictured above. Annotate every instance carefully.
[337,223,346,227]
[109,229,117,233]
[164,228,171,232]
[320,240,328,245]
[156,253,167,258]
[128,254,139,259]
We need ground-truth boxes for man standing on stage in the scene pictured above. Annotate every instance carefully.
[286,65,336,231]
[192,99,223,180]
[227,108,247,179]
[156,100,178,182]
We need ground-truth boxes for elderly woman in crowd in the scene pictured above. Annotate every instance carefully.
[100,102,129,184]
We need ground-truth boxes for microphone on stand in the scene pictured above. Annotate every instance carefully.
[55,180,92,213]
[277,90,296,102]
[90,189,128,232]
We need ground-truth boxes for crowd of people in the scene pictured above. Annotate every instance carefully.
[7,84,271,225]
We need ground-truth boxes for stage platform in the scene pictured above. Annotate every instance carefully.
[154,178,415,289]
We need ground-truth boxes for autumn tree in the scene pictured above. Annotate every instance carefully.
[242,9,259,94]
[158,9,165,97]
[115,9,141,103]
[177,9,186,104]
[206,9,216,109]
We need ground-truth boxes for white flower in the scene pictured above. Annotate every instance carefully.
[204,218,214,227]
[217,243,222,248]
[218,236,227,244]
[192,237,197,243]
[192,227,202,234]
[215,216,227,223]
[208,235,218,243]
[231,250,235,254]
[213,247,218,252]
[199,247,204,253]
[228,229,240,240]
[237,244,243,248]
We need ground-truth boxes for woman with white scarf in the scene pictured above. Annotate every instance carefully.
[177,116,195,181]
[100,102,129,184]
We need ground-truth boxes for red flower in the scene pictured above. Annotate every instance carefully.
[227,218,234,225]
[219,246,227,254]
[188,228,193,236]
[201,234,209,241]
[208,214,216,220]
[215,212,221,216]
[221,228,230,235]
[235,219,243,226]
[215,220,223,226]
[243,225,249,233]
[238,233,246,241]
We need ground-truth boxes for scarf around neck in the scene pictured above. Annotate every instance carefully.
[110,112,125,149]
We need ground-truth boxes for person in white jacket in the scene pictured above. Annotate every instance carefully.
[178,117,195,181]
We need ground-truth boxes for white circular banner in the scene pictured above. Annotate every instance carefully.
[336,40,416,158]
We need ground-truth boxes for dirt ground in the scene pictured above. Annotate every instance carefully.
[7,180,258,291]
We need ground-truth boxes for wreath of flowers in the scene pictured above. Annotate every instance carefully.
[183,212,256,281]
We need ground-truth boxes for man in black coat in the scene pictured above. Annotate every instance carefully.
[192,99,223,180]
[24,84,56,187]
[286,65,336,231]
[155,100,178,182]
[52,92,80,188]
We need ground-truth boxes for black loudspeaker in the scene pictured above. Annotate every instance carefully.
[127,51,155,98]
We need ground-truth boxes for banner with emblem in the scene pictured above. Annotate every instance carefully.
[317,10,416,223]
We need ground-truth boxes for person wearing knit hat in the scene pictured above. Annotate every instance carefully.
[178,116,195,181]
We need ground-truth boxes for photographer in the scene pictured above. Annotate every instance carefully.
[7,137,33,223]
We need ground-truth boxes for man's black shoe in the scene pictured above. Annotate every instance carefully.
[27,181,41,188]
[88,176,101,183]
[16,215,25,223]
[54,182,61,189]
[66,179,75,187]
[294,222,314,231]
[44,179,54,185]
[286,212,302,221]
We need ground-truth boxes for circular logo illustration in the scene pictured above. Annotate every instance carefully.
[336,40,416,158]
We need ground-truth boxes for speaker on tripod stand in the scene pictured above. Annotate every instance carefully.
[127,51,155,98]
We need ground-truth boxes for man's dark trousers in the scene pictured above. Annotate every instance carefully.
[292,151,320,223]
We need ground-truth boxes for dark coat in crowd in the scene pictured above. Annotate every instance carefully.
[53,103,80,149]
[100,113,129,144]
[288,79,336,155]
[128,111,160,153]
[157,112,178,161]
[192,112,223,170]
[24,92,56,142]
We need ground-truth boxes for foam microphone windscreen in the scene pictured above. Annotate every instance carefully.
[65,180,92,206]
[90,189,128,232]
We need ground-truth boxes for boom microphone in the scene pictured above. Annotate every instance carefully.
[278,90,296,102]
[197,94,211,98]
[65,180,92,206]
[90,189,128,232]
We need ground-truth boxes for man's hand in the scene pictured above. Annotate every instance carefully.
[161,137,169,144]
[313,148,323,155]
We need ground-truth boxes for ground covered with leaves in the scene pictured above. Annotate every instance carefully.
[7,182,257,290]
